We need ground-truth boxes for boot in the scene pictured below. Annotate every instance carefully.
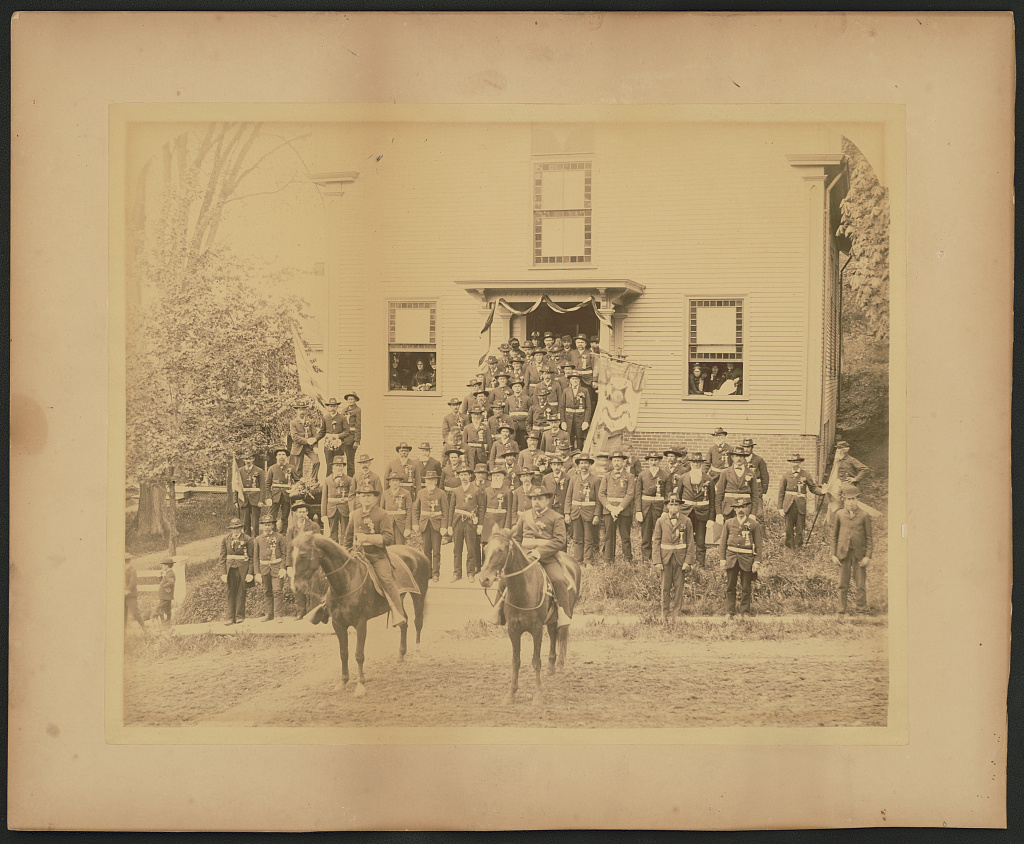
[490,603,506,625]
[557,606,572,628]
[303,601,327,624]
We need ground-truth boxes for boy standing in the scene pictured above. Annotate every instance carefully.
[154,558,176,627]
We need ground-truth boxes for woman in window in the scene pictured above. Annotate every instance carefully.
[411,359,435,391]
[688,364,707,395]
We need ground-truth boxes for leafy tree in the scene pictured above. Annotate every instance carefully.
[126,123,315,552]
[836,137,890,340]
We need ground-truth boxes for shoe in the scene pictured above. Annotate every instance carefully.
[449,574,462,583]
[468,573,476,582]
[276,617,284,623]
[392,616,409,628]
[432,575,439,582]
[556,607,572,628]
[224,620,235,626]
[260,615,274,623]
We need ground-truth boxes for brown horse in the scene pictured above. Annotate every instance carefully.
[478,529,580,705]
[290,532,430,697]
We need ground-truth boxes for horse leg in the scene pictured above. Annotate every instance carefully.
[547,621,558,673]
[337,624,350,687]
[353,619,367,697]
[412,592,425,645]
[398,601,408,662]
[531,626,544,706]
[557,625,568,670]
[504,627,521,705]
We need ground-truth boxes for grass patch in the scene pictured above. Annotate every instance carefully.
[173,557,328,625]
[574,506,888,617]
[126,495,233,556]
[125,629,267,661]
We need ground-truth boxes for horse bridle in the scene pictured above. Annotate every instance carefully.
[296,536,369,601]
[482,539,546,611]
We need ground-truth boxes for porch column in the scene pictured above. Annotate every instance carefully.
[598,306,616,353]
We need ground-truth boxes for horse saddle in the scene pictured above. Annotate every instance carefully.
[359,551,421,600]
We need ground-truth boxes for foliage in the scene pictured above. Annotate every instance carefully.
[836,137,890,340]
[126,495,230,556]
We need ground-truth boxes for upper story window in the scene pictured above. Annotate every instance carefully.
[388,301,437,393]
[686,298,745,398]
[533,161,592,264]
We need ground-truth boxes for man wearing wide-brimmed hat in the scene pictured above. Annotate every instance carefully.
[715,449,758,527]
[742,438,770,518]
[350,453,383,509]
[264,445,299,533]
[441,397,468,448]
[653,493,696,624]
[834,440,869,488]
[446,464,484,582]
[599,450,637,564]
[344,483,406,626]
[704,427,732,521]
[341,393,361,477]
[831,482,873,615]
[414,468,448,581]
[321,456,353,543]
[219,516,254,625]
[288,397,325,482]
[679,451,714,565]
[462,407,491,471]
[717,494,763,619]
[237,452,266,538]
[387,441,422,498]
[636,451,671,564]
[382,469,413,546]
[254,513,287,622]
[565,452,601,567]
[321,397,350,478]
[561,369,592,451]
[777,453,820,549]
[285,499,320,618]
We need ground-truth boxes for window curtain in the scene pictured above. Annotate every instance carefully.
[479,294,610,334]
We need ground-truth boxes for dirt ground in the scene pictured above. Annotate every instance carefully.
[124,623,888,728]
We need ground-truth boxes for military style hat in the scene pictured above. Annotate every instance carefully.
[457,464,473,475]
[561,334,572,342]
[568,369,583,379]
[159,557,175,567]
[528,485,553,498]
[509,337,521,346]
[466,378,480,387]
[543,331,554,339]
[486,355,499,364]
[447,397,461,406]
[344,392,360,401]
[332,455,347,465]
[259,514,275,524]
[498,422,514,434]
[711,427,728,436]
[786,453,805,462]
[560,361,573,370]
[228,517,244,528]
[666,492,682,504]
[292,398,307,408]
[645,451,662,461]
[610,450,629,461]
[495,370,511,379]
[419,442,432,450]
[473,388,489,397]
[531,347,546,357]
[689,451,706,462]
[386,469,402,481]
[474,463,489,473]
[734,494,752,507]
[325,397,341,406]
[444,447,464,457]
[589,335,600,344]
[502,448,519,459]
[840,483,860,498]
[356,453,373,463]
[489,466,507,476]
[576,333,588,343]
[290,497,311,511]
[469,406,484,416]
[509,377,525,386]
[741,438,756,448]
[836,440,851,449]
[395,441,413,452]
[526,431,541,442]
[355,483,378,495]
[574,452,594,464]
[539,365,554,374]
[422,469,440,480]
[730,449,748,457]
[273,445,288,457]
[498,342,510,351]
[663,446,684,457]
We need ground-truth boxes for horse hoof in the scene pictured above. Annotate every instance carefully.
[353,684,366,698]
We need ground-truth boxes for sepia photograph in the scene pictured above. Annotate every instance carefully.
[118,107,896,732]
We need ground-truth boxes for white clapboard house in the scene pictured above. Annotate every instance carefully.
[305,111,887,492]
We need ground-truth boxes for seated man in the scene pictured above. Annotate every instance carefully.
[491,486,575,628]
[343,484,406,626]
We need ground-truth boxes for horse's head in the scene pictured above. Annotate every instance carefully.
[290,531,325,596]
[478,529,513,589]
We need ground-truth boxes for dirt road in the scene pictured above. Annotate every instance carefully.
[124,622,887,729]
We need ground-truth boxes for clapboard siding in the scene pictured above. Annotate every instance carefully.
[322,120,841,460]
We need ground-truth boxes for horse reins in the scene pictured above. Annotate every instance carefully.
[483,540,548,611]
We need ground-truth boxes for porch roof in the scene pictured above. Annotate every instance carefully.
[455,278,645,308]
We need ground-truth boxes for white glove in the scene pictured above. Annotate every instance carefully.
[634,511,643,523]
[719,560,728,571]
[220,574,228,583]
[245,574,254,583]
[752,562,760,573]
[286,567,294,578]
[716,515,724,525]
[255,574,263,583]
[582,421,589,431]
[860,557,871,568]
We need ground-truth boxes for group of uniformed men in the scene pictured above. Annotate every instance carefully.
[217,329,874,625]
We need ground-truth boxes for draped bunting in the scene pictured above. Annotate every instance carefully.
[583,354,648,455]
[479,294,610,334]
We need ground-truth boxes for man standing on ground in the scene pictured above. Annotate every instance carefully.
[653,493,696,624]
[718,495,763,619]
[123,553,149,634]
[705,427,732,523]
[351,453,384,508]
[387,441,421,499]
[679,451,713,566]
[382,470,413,545]
[777,453,819,549]
[264,446,298,534]
[447,465,484,582]
[237,453,265,538]
[600,450,636,564]
[321,397,350,476]
[742,438,770,518]
[219,517,254,625]
[831,483,873,616]
[285,500,319,619]
[635,451,670,564]
[321,456,353,543]
[561,370,592,451]
[342,393,361,477]
[414,469,448,582]
[565,452,602,567]
[254,514,287,623]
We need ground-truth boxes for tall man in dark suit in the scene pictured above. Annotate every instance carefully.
[831,483,873,615]
[742,438,770,518]
[237,453,265,538]
[288,399,325,481]
[341,393,362,478]
[718,495,763,619]
[219,517,254,625]
[264,446,299,534]
[321,397,350,477]
[777,453,819,549]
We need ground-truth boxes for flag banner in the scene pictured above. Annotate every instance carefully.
[291,325,325,408]
[583,354,648,455]
[824,461,842,516]
[230,454,245,508]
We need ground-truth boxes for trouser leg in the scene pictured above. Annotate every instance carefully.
[602,515,617,561]
[838,556,853,612]
[226,568,241,621]
[690,513,707,562]
[641,506,662,561]
[467,529,480,574]
[262,573,275,618]
[272,571,284,617]
[794,511,806,548]
[753,494,764,518]
[452,521,466,576]
[784,509,796,548]
[125,596,147,630]
[584,520,598,565]
[618,513,633,560]
[423,526,441,576]
[372,559,408,625]
[241,505,259,537]
[725,565,739,615]
[157,600,172,624]
[661,563,673,616]
[542,561,575,616]
[307,447,320,482]
[392,519,406,545]
[571,518,584,563]
[290,452,304,478]
[327,513,342,543]
[738,569,752,614]
[854,561,867,610]
[672,564,687,617]
[344,444,356,477]
[324,447,337,476]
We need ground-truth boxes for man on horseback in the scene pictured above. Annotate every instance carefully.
[490,486,575,629]
[343,484,407,627]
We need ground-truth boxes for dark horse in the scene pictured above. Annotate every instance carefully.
[290,532,430,696]
[478,529,581,705]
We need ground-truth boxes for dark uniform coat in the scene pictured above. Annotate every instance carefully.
[777,469,818,514]
[718,515,763,572]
